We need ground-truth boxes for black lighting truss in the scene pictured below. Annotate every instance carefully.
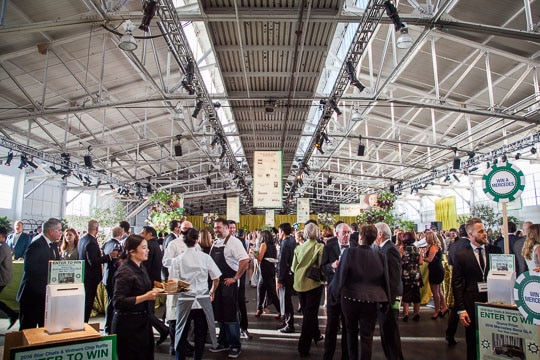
[394,131,540,193]
[283,0,388,211]
[0,136,145,194]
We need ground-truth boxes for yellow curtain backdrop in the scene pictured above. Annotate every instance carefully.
[185,214,359,231]
[435,196,459,230]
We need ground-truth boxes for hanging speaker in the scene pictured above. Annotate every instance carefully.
[453,157,461,170]
[357,144,365,156]
[389,185,395,194]
[83,155,93,168]
[174,144,183,157]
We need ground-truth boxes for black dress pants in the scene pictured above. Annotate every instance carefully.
[342,299,377,360]
[298,285,323,355]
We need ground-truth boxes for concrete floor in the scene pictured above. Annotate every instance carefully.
[0,286,467,359]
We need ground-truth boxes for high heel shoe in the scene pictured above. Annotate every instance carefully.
[313,335,323,345]
[254,310,262,317]
[439,308,449,317]
[431,312,439,320]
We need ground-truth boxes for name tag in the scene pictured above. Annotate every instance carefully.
[477,282,488,293]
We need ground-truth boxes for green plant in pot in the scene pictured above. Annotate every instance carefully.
[147,190,184,233]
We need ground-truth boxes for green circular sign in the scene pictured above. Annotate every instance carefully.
[482,163,525,203]
[514,271,540,325]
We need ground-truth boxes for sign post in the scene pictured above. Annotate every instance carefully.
[482,163,525,254]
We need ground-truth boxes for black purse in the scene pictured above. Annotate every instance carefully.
[306,265,323,282]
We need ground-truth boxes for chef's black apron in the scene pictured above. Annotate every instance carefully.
[210,236,239,323]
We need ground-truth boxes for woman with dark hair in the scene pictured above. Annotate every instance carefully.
[112,234,158,360]
[329,224,390,360]
[171,227,221,360]
[254,230,281,318]
[401,231,423,322]
[292,222,324,357]
[60,228,79,260]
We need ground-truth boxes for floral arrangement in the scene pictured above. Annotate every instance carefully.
[146,190,184,232]
[356,190,397,225]
[203,213,219,224]
[292,222,300,231]
[318,213,336,228]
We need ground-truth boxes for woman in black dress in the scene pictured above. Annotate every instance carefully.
[112,234,159,360]
[424,231,448,319]
[254,230,281,317]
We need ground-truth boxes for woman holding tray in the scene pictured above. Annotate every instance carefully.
[112,234,158,360]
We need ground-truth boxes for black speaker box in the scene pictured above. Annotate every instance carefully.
[83,155,93,168]
[357,144,365,156]
[174,144,183,157]
[453,157,461,170]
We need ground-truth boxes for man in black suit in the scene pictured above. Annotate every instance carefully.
[453,217,502,360]
[445,224,470,345]
[101,226,123,334]
[78,220,117,322]
[141,225,169,345]
[17,218,62,329]
[349,223,359,247]
[374,222,404,360]
[276,222,297,333]
[321,222,354,360]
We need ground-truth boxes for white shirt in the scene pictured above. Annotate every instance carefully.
[162,236,200,270]
[170,247,222,308]
[211,235,249,271]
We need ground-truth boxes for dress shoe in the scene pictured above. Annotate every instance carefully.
[279,326,295,333]
[446,335,458,346]
[254,309,262,317]
[313,335,323,345]
[412,314,420,321]
[402,315,409,322]
[8,314,19,330]
[156,332,168,346]
[240,329,253,339]
[169,348,176,356]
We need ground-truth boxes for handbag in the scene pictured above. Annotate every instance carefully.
[306,265,323,282]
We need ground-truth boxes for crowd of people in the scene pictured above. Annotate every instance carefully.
[0,216,539,360]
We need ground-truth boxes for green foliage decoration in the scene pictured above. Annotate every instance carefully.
[147,190,184,233]
[0,216,11,230]
[356,190,398,225]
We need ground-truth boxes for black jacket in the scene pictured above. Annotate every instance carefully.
[143,237,163,283]
[277,235,296,284]
[78,233,110,286]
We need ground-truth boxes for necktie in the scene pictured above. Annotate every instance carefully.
[477,247,485,273]
[50,243,59,260]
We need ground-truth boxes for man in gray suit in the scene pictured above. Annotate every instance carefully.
[374,222,404,360]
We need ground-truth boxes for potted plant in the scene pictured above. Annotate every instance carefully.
[147,190,184,233]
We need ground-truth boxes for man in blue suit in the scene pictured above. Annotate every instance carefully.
[7,220,31,260]
[16,218,62,329]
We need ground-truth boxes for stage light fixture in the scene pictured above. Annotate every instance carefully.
[501,154,508,163]
[346,60,365,92]
[265,100,276,113]
[139,0,157,32]
[209,135,220,149]
[328,98,342,115]
[515,153,521,160]
[493,158,498,165]
[18,155,28,169]
[321,132,330,144]
[326,176,333,186]
[174,135,183,157]
[181,60,196,95]
[384,1,403,31]
[453,174,460,182]
[192,100,204,118]
[314,134,325,154]
[5,151,13,166]
[118,20,137,51]
[531,147,537,154]
[206,176,212,186]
